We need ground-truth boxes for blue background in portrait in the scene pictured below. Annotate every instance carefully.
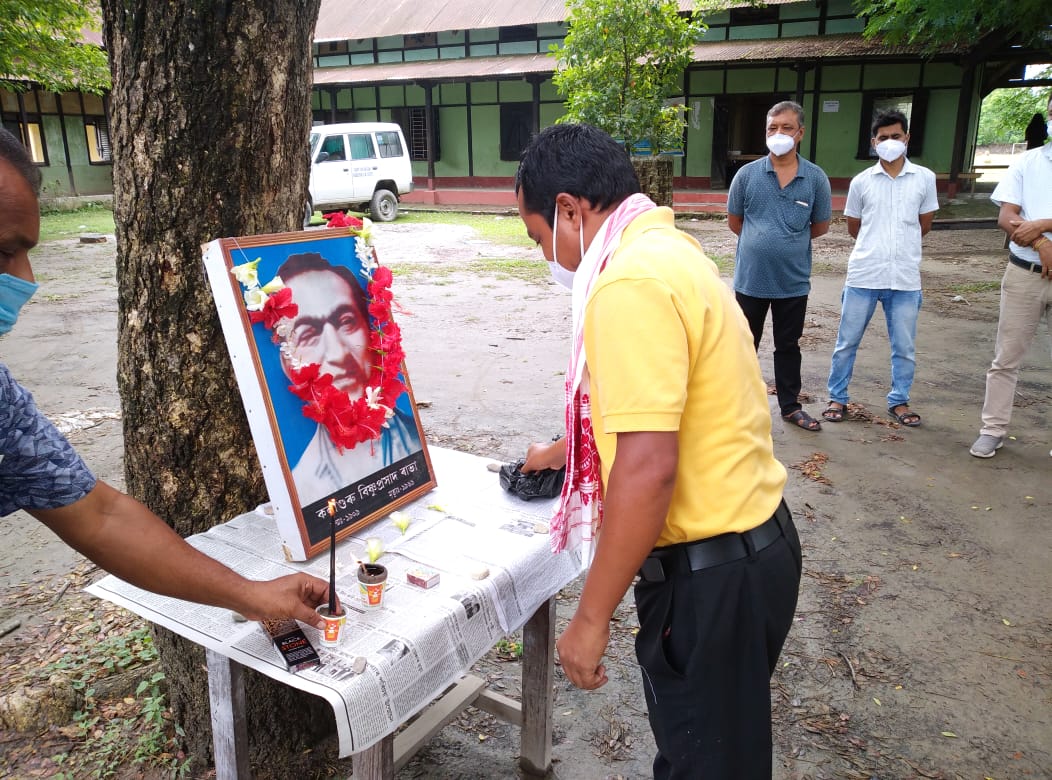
[225,233,414,469]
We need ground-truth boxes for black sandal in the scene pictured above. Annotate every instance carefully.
[888,405,921,427]
[783,409,822,431]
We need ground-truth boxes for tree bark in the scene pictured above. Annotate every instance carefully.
[100,2,347,775]
[631,157,674,208]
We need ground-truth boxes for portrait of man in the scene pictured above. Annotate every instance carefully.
[275,251,422,507]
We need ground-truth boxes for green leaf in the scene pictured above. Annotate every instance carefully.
[0,0,110,92]
[552,0,708,152]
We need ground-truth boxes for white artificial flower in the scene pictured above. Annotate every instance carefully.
[260,275,285,294]
[357,238,378,270]
[244,287,269,311]
[280,342,304,370]
[231,258,261,288]
[359,217,375,246]
[391,511,411,534]
[273,318,294,342]
[365,385,385,410]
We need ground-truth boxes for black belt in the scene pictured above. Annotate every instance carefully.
[639,501,791,583]
[1009,253,1043,274]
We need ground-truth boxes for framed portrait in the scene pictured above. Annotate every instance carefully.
[202,225,435,561]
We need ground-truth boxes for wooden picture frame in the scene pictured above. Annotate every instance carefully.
[202,228,435,561]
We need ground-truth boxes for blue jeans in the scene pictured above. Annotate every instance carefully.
[827,287,922,409]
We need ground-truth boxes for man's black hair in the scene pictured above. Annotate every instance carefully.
[0,128,43,197]
[872,110,909,137]
[515,123,640,226]
[277,252,368,317]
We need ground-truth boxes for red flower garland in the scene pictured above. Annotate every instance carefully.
[238,237,404,453]
[285,270,405,452]
[248,286,297,328]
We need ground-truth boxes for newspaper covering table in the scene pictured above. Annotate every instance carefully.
[87,447,582,759]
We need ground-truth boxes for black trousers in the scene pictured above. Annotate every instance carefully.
[633,511,802,780]
[735,292,809,416]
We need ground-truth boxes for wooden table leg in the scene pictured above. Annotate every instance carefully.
[355,734,394,779]
[519,597,555,776]
[206,649,250,780]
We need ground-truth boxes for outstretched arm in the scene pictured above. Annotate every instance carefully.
[521,436,567,473]
[31,481,330,628]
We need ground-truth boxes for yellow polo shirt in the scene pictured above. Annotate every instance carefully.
[583,208,786,546]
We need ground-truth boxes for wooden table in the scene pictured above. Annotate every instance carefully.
[89,448,578,780]
[205,598,555,779]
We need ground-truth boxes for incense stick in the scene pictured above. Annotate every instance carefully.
[327,499,337,614]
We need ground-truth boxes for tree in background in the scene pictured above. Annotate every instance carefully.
[551,0,706,204]
[98,1,346,775]
[855,0,1052,50]
[977,78,1051,146]
[0,0,109,92]
[552,0,705,154]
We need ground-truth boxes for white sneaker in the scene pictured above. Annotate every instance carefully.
[969,434,1004,458]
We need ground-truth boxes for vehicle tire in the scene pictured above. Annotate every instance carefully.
[303,196,314,229]
[369,189,398,222]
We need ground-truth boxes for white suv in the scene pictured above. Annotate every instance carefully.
[308,122,414,222]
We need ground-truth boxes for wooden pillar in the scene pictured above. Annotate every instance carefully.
[519,597,555,776]
[355,734,394,779]
[205,650,251,780]
[949,64,977,195]
[424,81,436,189]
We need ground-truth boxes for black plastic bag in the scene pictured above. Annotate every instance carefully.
[498,460,566,501]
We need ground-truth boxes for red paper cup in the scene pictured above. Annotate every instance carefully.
[358,563,388,609]
[315,605,346,646]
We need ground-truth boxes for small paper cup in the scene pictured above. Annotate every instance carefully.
[358,563,388,609]
[315,605,347,647]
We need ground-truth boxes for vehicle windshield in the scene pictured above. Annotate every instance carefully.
[309,133,320,158]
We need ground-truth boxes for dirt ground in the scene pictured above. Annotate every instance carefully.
[1,209,1050,779]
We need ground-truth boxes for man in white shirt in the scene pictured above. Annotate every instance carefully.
[970,93,1052,458]
[823,110,938,427]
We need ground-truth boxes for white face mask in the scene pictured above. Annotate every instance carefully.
[549,208,582,290]
[875,139,907,162]
[766,133,796,156]
[1046,120,1052,139]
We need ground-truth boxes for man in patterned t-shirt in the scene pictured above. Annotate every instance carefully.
[0,128,332,626]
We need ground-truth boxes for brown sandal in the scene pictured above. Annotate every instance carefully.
[783,409,822,431]
[822,402,846,423]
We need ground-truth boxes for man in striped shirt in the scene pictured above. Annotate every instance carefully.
[823,110,938,427]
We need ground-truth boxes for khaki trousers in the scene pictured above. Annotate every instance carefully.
[979,262,1052,437]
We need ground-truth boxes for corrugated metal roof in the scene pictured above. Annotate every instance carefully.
[312,53,554,85]
[690,33,927,62]
[314,1,569,42]
[314,0,711,41]
[311,33,930,87]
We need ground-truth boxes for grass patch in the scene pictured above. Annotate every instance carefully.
[386,262,457,280]
[812,261,842,276]
[951,280,1000,294]
[386,256,548,285]
[707,253,735,273]
[39,205,115,242]
[398,211,534,248]
[41,625,189,779]
[468,256,548,283]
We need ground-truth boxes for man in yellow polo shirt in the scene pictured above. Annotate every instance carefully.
[516,123,802,779]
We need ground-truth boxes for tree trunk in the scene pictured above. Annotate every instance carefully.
[99,2,347,776]
[632,156,674,208]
